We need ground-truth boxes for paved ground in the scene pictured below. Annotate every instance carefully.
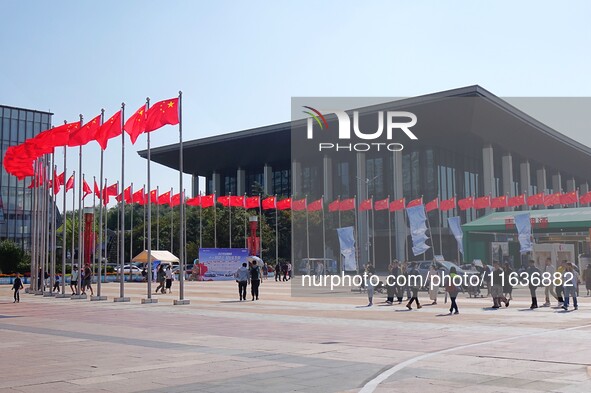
[0,280,590,393]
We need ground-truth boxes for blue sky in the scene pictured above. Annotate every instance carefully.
[1,0,590,208]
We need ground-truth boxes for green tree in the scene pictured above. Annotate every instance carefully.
[0,240,27,274]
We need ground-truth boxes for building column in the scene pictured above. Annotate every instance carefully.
[323,155,333,202]
[520,161,531,195]
[291,160,301,198]
[356,152,369,267]
[502,153,514,211]
[263,164,273,195]
[552,172,562,194]
[392,151,405,261]
[192,175,200,197]
[580,182,589,196]
[536,167,547,209]
[212,172,221,195]
[566,178,577,207]
[236,168,245,196]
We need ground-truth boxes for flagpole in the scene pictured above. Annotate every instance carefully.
[229,192,232,248]
[305,195,310,262]
[199,195,202,249]
[337,196,342,272]
[214,192,217,248]
[92,176,96,283]
[244,194,247,248]
[142,185,146,251]
[70,171,76,295]
[97,109,104,296]
[129,184,134,281]
[75,114,83,297]
[290,195,295,269]
[43,155,50,293]
[371,196,375,264]
[156,186,160,250]
[403,208,409,262]
[144,98,154,302]
[170,187,173,253]
[438,206,443,257]
[386,195,392,264]
[275,194,279,265]
[177,90,188,304]
[354,196,359,273]
[29,160,37,292]
[321,196,326,263]
[40,156,47,293]
[78,173,86,296]
[258,194,262,259]
[104,178,108,282]
[49,156,56,295]
[116,101,127,302]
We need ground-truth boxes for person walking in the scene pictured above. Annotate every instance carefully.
[365,264,375,307]
[287,262,292,280]
[165,265,173,294]
[491,262,509,308]
[82,264,94,296]
[426,265,439,305]
[263,262,269,280]
[406,263,422,310]
[275,263,281,282]
[556,260,567,305]
[543,258,558,306]
[526,260,540,309]
[503,263,514,301]
[12,273,24,303]
[562,262,580,311]
[282,263,288,282]
[70,265,79,295]
[386,261,395,304]
[250,261,262,300]
[235,262,249,301]
[53,274,61,293]
[446,267,460,314]
[583,264,591,296]
[155,264,166,294]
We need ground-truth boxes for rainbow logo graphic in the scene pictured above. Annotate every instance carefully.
[302,106,329,130]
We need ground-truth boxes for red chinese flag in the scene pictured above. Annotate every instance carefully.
[94,180,101,198]
[132,188,145,204]
[544,192,561,206]
[52,171,63,195]
[407,198,422,208]
[217,196,230,207]
[491,195,507,209]
[339,198,355,211]
[439,197,456,211]
[508,194,526,207]
[276,198,292,210]
[170,193,182,206]
[560,191,578,205]
[144,98,179,133]
[106,183,119,197]
[474,196,491,209]
[229,196,245,207]
[292,198,307,211]
[186,196,200,206]
[96,111,122,150]
[158,191,171,205]
[65,175,75,192]
[389,198,405,212]
[245,196,260,209]
[307,198,323,212]
[124,104,147,144]
[328,199,340,212]
[374,198,389,211]
[82,180,92,199]
[68,115,100,147]
[458,197,474,211]
[115,192,123,203]
[149,189,158,204]
[359,198,373,211]
[527,193,544,206]
[124,186,133,204]
[579,191,591,204]
[262,196,276,210]
[200,195,215,208]
[425,198,439,212]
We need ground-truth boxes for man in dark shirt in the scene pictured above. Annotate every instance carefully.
[526,260,540,309]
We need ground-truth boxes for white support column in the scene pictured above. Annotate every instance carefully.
[291,160,301,198]
[537,167,547,209]
[482,145,495,197]
[580,182,589,196]
[566,178,576,192]
[520,161,531,195]
[392,151,405,261]
[552,172,562,193]
[263,164,273,195]
[356,152,368,266]
[236,168,245,196]
[502,153,513,211]
[323,155,333,202]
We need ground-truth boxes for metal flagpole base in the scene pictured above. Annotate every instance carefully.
[71,294,87,300]
[141,298,158,304]
[43,292,55,297]
[173,299,190,305]
[55,293,70,298]
[91,296,107,301]
[113,297,130,302]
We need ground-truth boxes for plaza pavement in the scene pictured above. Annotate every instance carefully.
[0,279,590,393]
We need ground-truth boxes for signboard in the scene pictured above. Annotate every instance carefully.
[198,248,249,281]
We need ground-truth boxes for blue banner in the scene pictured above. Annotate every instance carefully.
[514,213,533,253]
[407,205,431,256]
[447,216,464,255]
[336,226,357,271]
[198,248,249,281]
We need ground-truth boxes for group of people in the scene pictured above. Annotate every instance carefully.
[154,264,174,294]
[235,260,264,301]
[274,262,292,282]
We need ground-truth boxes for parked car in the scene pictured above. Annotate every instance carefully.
[115,265,142,274]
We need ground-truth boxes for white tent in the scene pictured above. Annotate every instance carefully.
[131,250,179,263]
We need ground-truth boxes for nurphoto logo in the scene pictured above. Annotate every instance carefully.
[304,106,418,152]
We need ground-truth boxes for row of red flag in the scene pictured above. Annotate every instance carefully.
[3,97,180,180]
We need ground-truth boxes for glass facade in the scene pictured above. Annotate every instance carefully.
[0,105,52,250]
